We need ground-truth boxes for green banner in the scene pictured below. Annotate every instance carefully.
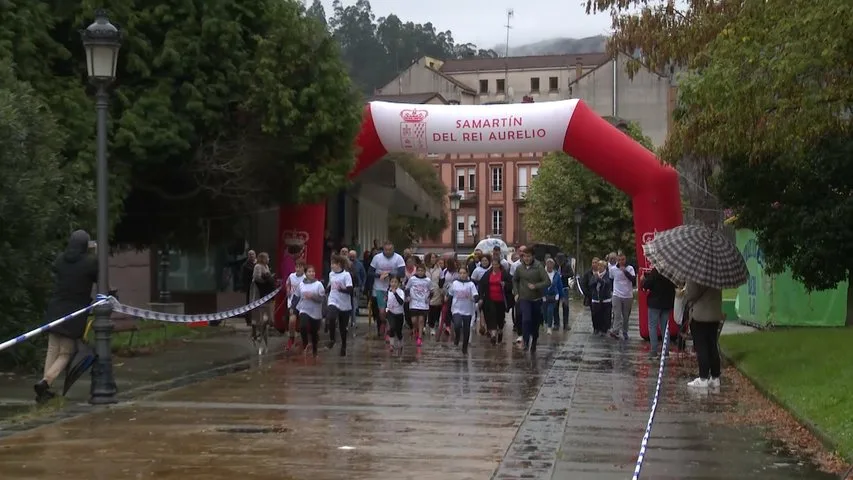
[735,229,847,327]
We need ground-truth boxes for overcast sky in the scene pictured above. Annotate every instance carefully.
[319,0,613,48]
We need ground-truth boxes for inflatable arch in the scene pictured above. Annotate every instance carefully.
[278,99,682,338]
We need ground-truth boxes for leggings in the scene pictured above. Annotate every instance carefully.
[451,314,472,352]
[299,313,322,355]
[691,320,722,379]
[403,303,413,329]
[484,302,505,331]
[387,313,405,341]
[326,305,350,352]
[427,305,442,329]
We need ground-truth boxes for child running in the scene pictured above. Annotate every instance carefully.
[447,268,479,354]
[285,262,306,350]
[326,255,353,356]
[406,264,433,347]
[295,265,325,357]
[385,275,407,354]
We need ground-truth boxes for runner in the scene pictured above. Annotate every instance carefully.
[406,263,433,347]
[447,268,479,355]
[295,265,325,358]
[285,262,306,350]
[326,255,353,357]
[385,275,406,354]
[369,241,406,342]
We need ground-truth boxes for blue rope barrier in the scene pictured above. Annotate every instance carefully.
[0,299,109,353]
[631,319,671,480]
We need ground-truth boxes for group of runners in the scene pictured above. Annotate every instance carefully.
[276,241,580,358]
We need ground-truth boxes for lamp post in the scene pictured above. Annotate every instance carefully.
[81,9,121,405]
[573,207,583,271]
[449,190,461,254]
[470,220,479,245]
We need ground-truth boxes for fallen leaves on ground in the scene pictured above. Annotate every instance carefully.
[674,356,850,475]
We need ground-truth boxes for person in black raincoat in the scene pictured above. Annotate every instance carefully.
[35,230,98,403]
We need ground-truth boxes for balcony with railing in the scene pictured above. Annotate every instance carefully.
[514,185,530,201]
[458,190,478,205]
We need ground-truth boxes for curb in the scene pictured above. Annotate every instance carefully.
[720,347,852,464]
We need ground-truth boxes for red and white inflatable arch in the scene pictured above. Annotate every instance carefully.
[278,99,682,339]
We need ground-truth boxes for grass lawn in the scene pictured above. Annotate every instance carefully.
[84,317,233,353]
[720,328,853,460]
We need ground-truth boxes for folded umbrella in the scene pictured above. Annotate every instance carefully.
[63,339,95,396]
[643,224,748,290]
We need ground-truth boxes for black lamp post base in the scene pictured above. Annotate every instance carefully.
[89,301,118,405]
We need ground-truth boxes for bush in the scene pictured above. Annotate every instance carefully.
[0,62,79,370]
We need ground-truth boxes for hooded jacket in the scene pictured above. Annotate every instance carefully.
[46,230,98,339]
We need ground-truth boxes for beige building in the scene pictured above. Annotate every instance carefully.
[375,53,675,251]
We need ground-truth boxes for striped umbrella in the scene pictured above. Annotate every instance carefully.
[643,224,748,289]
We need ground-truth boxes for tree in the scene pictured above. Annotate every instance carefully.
[663,0,853,162]
[386,153,448,249]
[3,1,363,249]
[306,0,327,28]
[717,134,853,326]
[0,61,80,368]
[524,122,654,261]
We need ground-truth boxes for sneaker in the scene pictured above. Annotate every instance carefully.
[622,331,629,340]
[385,334,391,344]
[708,377,721,388]
[286,337,294,350]
[547,327,553,335]
[687,377,710,388]
[497,332,503,343]
[416,337,423,347]
[515,336,523,344]
[608,330,619,339]
[339,348,346,357]
[430,328,436,336]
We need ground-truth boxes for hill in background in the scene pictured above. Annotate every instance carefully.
[494,35,607,56]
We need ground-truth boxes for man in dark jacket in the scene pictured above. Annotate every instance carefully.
[36,230,98,403]
[555,253,575,331]
[642,267,676,359]
[512,250,551,353]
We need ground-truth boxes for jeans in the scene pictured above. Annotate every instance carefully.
[560,287,571,328]
[518,299,543,349]
[543,301,558,328]
[691,321,722,379]
[648,308,672,356]
[451,314,472,352]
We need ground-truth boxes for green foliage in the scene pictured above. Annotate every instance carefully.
[386,153,448,249]
[329,0,497,94]
[524,122,654,260]
[717,134,853,297]
[664,0,853,162]
[0,62,75,368]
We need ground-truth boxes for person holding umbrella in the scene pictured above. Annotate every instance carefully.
[643,225,749,390]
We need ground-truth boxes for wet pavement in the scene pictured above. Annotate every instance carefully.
[0,308,836,479]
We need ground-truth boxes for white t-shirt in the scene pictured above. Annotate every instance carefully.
[386,287,406,315]
[407,275,432,311]
[471,265,489,282]
[286,272,305,308]
[327,270,353,311]
[611,264,636,299]
[449,280,478,316]
[296,280,326,320]
[510,260,522,276]
[370,252,406,291]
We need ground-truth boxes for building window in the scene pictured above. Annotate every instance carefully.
[496,79,506,94]
[468,168,476,192]
[479,79,489,94]
[492,209,504,236]
[467,215,476,239]
[456,215,465,244]
[491,165,503,192]
[530,77,540,93]
[549,76,558,92]
[456,168,465,191]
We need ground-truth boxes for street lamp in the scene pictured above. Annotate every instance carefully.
[573,207,583,271]
[449,190,461,254]
[81,9,121,405]
[470,220,479,243]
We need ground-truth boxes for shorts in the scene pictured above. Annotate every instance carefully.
[373,289,388,309]
[409,308,429,316]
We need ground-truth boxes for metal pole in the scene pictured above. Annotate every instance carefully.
[575,221,581,273]
[159,245,171,303]
[90,84,117,405]
[451,215,457,255]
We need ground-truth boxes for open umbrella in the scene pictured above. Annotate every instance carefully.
[643,224,748,289]
[474,238,508,256]
[62,339,95,396]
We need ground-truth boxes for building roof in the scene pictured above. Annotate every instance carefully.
[369,92,448,104]
[439,53,611,73]
[425,66,477,93]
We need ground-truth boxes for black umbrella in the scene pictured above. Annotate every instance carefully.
[62,339,95,396]
[643,224,748,289]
